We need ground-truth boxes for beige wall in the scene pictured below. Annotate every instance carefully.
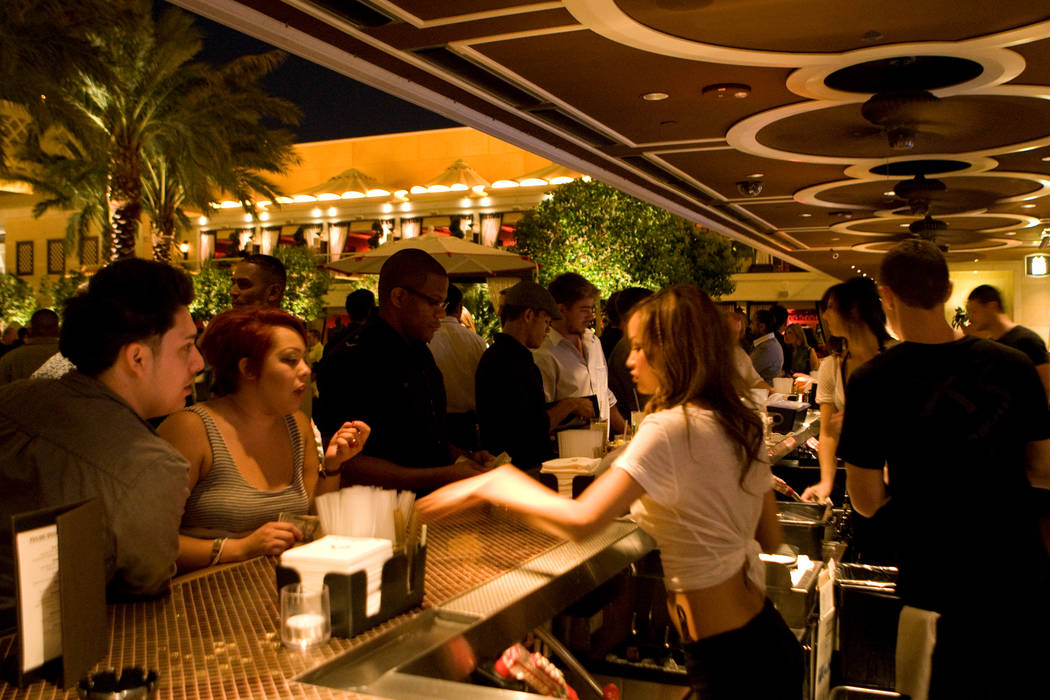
[720,271,840,303]
[949,261,1050,341]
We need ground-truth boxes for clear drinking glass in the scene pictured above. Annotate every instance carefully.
[280,583,331,651]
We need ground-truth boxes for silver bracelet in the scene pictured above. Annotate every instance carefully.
[209,537,227,567]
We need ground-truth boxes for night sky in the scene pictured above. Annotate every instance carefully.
[187,8,460,142]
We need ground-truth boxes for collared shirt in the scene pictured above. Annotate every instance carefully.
[532,327,615,422]
[749,332,784,384]
[475,333,553,469]
[428,316,486,414]
[0,372,189,617]
[0,338,60,384]
[315,316,451,469]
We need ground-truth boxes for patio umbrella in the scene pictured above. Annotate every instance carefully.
[327,232,536,279]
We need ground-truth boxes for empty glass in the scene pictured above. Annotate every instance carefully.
[280,583,331,651]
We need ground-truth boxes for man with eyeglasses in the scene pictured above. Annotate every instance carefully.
[316,249,492,493]
[533,273,626,437]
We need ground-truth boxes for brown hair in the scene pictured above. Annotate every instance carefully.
[879,239,950,309]
[200,308,307,396]
[631,285,764,480]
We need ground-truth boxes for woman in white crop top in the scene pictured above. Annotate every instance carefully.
[419,285,802,699]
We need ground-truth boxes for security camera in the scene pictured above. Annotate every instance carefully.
[736,180,763,197]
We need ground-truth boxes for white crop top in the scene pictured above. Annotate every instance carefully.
[613,405,769,593]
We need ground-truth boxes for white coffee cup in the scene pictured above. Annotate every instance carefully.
[772,377,794,395]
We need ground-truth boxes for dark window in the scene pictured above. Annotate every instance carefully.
[47,239,65,274]
[15,240,33,276]
[81,237,99,266]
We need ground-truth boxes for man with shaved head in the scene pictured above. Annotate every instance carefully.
[316,249,492,493]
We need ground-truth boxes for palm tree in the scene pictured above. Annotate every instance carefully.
[3,0,300,261]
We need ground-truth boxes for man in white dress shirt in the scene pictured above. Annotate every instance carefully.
[428,283,486,449]
[533,273,626,436]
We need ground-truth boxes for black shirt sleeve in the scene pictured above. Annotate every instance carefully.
[1007,329,1050,367]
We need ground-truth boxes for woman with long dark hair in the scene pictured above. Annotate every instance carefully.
[800,277,894,503]
[419,285,803,699]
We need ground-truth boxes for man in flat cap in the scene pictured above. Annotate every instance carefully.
[475,281,595,470]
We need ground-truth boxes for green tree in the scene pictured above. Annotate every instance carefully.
[275,246,331,322]
[0,273,39,325]
[512,180,742,297]
[38,270,88,312]
[189,261,231,321]
[3,0,300,262]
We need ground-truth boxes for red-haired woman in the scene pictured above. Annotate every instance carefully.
[158,308,368,572]
[419,285,802,699]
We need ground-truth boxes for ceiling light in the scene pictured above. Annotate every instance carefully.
[327,207,338,217]
[259,212,270,222]
[747,173,764,179]
[310,208,321,218]
[1042,156,1050,162]
[198,216,208,226]
[799,212,812,218]
[642,92,669,101]
[1022,203,1037,208]
[883,191,896,196]
[381,203,393,214]
[702,83,751,99]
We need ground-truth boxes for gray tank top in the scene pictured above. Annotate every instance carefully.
[180,405,309,537]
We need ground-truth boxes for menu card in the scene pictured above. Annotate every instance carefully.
[8,500,105,688]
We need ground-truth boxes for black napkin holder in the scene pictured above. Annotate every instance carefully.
[276,543,426,638]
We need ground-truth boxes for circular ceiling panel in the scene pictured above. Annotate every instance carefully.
[825,56,984,93]
[755,96,1050,159]
[612,0,1050,54]
[868,160,972,176]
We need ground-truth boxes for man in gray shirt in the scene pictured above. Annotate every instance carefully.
[749,309,784,384]
[0,259,204,624]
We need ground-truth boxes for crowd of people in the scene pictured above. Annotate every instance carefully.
[0,238,1047,698]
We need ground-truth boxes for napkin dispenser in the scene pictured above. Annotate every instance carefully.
[276,535,426,638]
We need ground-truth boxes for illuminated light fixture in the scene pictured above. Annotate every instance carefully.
[310,207,322,218]
[480,197,492,206]
[259,212,270,222]
[275,196,294,204]
[293,194,317,203]
[400,202,412,212]
[410,185,428,195]
[243,214,253,223]
[702,83,751,99]
[257,200,271,208]
[1026,253,1050,276]
[519,177,548,187]
[883,191,896,196]
[543,193,555,201]
[394,189,409,199]
[198,216,209,226]
[460,197,472,208]
[219,200,241,209]
[327,207,338,217]
[642,92,669,101]
[1042,156,1050,162]
[316,193,340,201]
[549,176,574,184]
[366,189,390,198]
[428,184,451,193]
[492,179,519,189]
[341,191,365,199]
[1005,231,1016,235]
[178,241,190,255]
[747,173,764,179]
[582,175,592,182]
[1022,203,1037,208]
[471,185,486,194]
[381,203,393,214]
[799,213,812,217]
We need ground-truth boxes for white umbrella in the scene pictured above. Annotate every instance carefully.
[327,232,537,279]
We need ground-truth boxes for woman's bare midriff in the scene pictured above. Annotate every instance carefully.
[666,564,765,642]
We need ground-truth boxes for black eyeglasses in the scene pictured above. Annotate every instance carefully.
[400,286,446,308]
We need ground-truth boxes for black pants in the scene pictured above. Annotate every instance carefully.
[682,598,803,700]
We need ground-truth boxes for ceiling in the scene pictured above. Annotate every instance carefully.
[173,0,1050,279]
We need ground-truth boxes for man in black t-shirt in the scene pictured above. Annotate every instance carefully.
[966,283,1050,398]
[838,240,1050,699]
[475,281,594,469]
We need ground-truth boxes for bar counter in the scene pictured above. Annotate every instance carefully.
[0,506,568,700]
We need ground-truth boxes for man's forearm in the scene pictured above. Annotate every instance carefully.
[345,454,476,492]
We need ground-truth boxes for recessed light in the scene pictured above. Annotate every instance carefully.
[1022,203,1037,208]
[831,237,840,241]
[799,213,812,218]
[642,92,669,101]
[702,83,751,99]
[1005,231,1016,235]
[883,191,896,196]
[747,173,764,179]
[1042,156,1050,162]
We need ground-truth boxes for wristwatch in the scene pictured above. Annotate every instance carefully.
[319,462,343,478]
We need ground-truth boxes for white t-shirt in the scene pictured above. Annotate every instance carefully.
[816,354,846,412]
[532,328,616,421]
[733,345,764,390]
[428,316,486,413]
[613,405,770,593]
